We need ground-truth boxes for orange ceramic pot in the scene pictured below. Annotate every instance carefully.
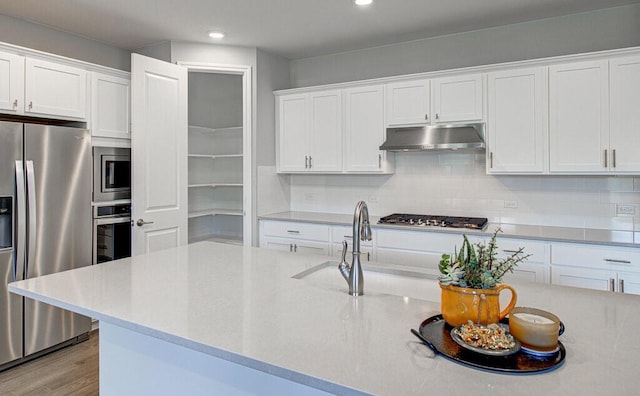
[440,283,517,327]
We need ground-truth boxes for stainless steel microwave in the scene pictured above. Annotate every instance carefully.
[93,147,131,202]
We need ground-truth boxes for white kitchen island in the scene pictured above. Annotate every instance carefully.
[9,241,640,395]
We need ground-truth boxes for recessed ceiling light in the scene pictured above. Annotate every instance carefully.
[208,31,225,39]
[355,0,373,5]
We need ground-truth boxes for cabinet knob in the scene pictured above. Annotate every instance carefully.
[435,113,439,120]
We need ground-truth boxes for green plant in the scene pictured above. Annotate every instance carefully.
[438,228,531,289]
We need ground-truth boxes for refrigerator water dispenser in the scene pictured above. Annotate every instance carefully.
[0,197,11,249]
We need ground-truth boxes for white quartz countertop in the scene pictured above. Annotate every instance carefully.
[9,242,640,395]
[260,211,640,247]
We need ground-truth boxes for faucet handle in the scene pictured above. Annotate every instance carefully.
[341,240,349,263]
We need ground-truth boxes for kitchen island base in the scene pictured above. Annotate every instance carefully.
[100,322,341,395]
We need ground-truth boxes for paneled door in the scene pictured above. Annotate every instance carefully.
[131,54,188,255]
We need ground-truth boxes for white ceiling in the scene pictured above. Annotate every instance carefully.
[1,0,639,59]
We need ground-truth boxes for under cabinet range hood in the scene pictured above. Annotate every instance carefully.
[379,123,486,151]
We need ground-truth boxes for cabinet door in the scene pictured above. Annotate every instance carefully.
[551,266,614,292]
[308,90,342,172]
[385,79,430,125]
[25,58,87,119]
[91,73,131,139]
[487,68,546,174]
[432,74,483,123]
[609,56,640,173]
[344,85,386,172]
[277,93,308,172]
[549,60,609,172]
[0,51,24,115]
[616,271,640,295]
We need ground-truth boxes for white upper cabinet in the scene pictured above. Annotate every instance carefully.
[25,58,87,120]
[91,72,131,139]
[0,51,24,115]
[344,84,391,173]
[308,90,343,172]
[609,55,640,173]
[277,90,342,173]
[385,74,484,127]
[278,93,307,172]
[385,79,430,125]
[432,74,484,123]
[486,67,546,174]
[549,60,609,173]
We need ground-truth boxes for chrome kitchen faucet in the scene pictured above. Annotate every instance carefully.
[339,200,372,296]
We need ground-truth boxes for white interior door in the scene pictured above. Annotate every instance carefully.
[131,54,188,255]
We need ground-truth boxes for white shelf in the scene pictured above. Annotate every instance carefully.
[189,125,243,134]
[188,233,243,245]
[188,154,243,159]
[188,209,243,219]
[188,183,243,188]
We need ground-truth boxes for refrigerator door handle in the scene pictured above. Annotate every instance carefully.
[25,160,37,278]
[14,160,26,282]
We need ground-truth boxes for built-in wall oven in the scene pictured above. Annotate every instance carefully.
[93,203,131,265]
[93,147,130,202]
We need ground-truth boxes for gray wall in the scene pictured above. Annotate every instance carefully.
[290,4,640,87]
[134,41,172,63]
[0,13,130,71]
[256,49,291,167]
[188,73,243,129]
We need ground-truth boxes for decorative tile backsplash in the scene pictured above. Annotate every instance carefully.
[288,153,640,231]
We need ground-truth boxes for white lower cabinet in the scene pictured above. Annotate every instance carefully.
[376,229,484,276]
[330,225,373,262]
[496,238,549,284]
[259,220,330,255]
[550,243,640,294]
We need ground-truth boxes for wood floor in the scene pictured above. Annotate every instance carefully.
[0,330,99,396]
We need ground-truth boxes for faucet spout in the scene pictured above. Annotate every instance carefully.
[341,200,372,296]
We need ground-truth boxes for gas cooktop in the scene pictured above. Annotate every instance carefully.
[377,213,488,230]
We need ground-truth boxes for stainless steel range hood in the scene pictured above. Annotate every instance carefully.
[379,123,485,151]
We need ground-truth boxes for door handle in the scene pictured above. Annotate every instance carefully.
[26,161,37,278]
[136,219,155,227]
[15,161,26,282]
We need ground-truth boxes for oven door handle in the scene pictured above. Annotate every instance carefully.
[94,216,132,226]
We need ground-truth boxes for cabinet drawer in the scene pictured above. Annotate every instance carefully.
[261,221,329,241]
[551,243,640,270]
[496,238,547,263]
[331,226,373,246]
[377,229,482,252]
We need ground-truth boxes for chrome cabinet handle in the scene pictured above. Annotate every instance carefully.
[435,113,439,120]
[503,249,520,253]
[604,149,608,168]
[304,156,308,169]
[367,252,370,261]
[28,101,33,110]
[490,152,494,168]
[309,156,312,168]
[425,113,429,120]
[604,258,631,264]
[294,244,298,252]
[378,153,382,168]
[286,230,300,234]
[612,149,616,168]
[136,219,154,227]
[620,279,625,293]
[13,99,18,109]
[610,278,615,292]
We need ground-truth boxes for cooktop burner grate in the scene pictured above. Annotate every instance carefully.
[377,213,488,230]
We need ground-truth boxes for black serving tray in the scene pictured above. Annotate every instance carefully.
[411,315,566,374]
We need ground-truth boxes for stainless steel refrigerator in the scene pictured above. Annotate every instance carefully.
[0,120,92,369]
